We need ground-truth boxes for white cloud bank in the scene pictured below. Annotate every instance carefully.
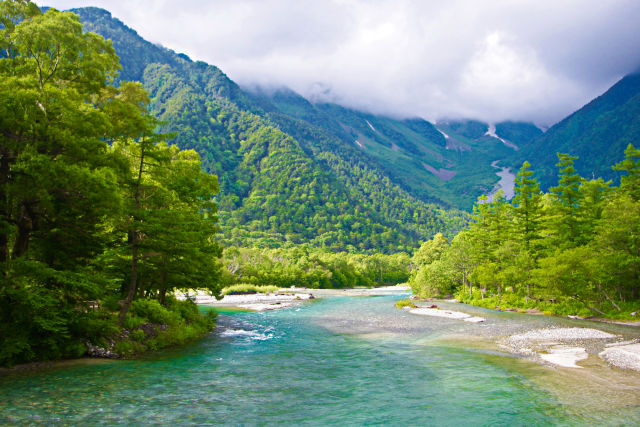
[37,0,640,125]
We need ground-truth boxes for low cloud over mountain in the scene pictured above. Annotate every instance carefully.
[39,0,640,125]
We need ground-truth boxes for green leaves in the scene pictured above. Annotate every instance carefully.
[0,2,222,365]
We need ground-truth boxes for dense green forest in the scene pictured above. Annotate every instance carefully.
[0,2,427,367]
[409,148,640,318]
[219,246,410,289]
[0,2,222,366]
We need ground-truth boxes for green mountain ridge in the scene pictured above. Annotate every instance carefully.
[246,85,542,208]
[72,5,638,244]
[72,7,467,253]
[514,72,640,189]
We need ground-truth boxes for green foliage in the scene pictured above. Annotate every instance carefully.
[0,1,222,367]
[414,148,640,318]
[222,284,280,295]
[115,298,216,356]
[221,246,410,289]
[130,299,180,325]
[395,298,416,309]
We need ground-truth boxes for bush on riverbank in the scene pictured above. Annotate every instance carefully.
[395,299,417,309]
[103,298,217,357]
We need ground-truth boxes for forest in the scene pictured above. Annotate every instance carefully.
[0,2,222,366]
[409,149,640,319]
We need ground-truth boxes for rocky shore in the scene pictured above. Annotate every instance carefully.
[499,327,640,371]
[177,290,316,311]
[178,285,410,311]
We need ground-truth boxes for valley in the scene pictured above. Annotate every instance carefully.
[1,1,640,425]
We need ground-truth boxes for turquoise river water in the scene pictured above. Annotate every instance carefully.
[1,293,639,425]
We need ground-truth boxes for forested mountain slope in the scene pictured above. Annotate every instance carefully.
[516,72,640,189]
[73,7,467,253]
[248,86,541,209]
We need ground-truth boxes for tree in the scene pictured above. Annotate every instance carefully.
[613,144,640,201]
[511,161,543,299]
[411,232,449,267]
[548,153,584,247]
[512,161,542,252]
[594,194,640,300]
[0,3,128,365]
[0,5,121,266]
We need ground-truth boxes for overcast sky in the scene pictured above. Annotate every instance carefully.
[37,0,640,125]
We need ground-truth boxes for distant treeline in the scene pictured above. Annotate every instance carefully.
[220,247,410,289]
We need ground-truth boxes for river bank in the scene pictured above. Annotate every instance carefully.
[402,298,640,371]
[178,285,411,311]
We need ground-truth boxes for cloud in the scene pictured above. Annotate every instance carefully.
[37,0,640,125]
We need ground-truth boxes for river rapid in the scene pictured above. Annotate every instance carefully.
[1,293,639,425]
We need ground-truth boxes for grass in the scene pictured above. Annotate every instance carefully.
[395,298,417,309]
[456,289,640,321]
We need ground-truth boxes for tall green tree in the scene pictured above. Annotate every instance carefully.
[511,161,543,298]
[548,153,584,247]
[0,3,127,365]
[613,144,640,201]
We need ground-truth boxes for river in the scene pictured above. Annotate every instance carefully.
[1,294,639,425]
[487,160,515,202]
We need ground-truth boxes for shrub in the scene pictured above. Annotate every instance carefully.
[395,298,417,309]
[130,299,180,326]
[222,284,280,295]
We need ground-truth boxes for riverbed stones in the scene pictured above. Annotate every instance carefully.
[599,343,640,372]
[503,327,617,369]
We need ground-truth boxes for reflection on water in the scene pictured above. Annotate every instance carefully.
[1,294,638,425]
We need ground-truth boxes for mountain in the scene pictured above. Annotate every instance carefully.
[247,86,541,208]
[515,72,640,189]
[73,7,468,253]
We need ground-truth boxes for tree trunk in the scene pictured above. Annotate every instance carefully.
[0,232,8,265]
[118,242,139,326]
[596,282,621,311]
[573,295,606,316]
[12,223,30,258]
[0,147,12,264]
[118,138,146,326]
[158,287,167,306]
